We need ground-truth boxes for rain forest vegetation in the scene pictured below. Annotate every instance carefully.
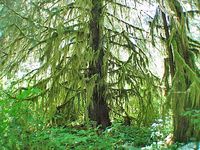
[0,0,200,149]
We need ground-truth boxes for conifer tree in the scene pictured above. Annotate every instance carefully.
[152,0,200,142]
[0,0,161,127]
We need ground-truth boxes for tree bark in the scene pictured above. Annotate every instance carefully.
[164,0,199,142]
[88,0,111,128]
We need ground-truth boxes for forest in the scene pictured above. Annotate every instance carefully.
[0,0,200,149]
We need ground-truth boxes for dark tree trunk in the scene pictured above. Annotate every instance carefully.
[88,0,111,128]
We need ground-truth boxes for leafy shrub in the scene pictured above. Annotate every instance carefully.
[106,123,152,147]
[26,123,152,150]
[0,88,44,149]
[0,87,170,150]
[28,127,117,150]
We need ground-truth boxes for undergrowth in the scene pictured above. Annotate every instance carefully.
[0,88,174,150]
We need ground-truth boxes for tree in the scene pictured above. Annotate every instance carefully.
[151,0,200,142]
[0,0,158,127]
[168,0,200,142]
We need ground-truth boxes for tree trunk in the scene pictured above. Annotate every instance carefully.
[88,0,111,128]
[172,34,196,142]
[164,0,199,142]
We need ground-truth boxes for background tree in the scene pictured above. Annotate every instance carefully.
[151,0,200,142]
[167,0,200,142]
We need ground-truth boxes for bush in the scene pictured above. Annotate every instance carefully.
[0,88,44,149]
